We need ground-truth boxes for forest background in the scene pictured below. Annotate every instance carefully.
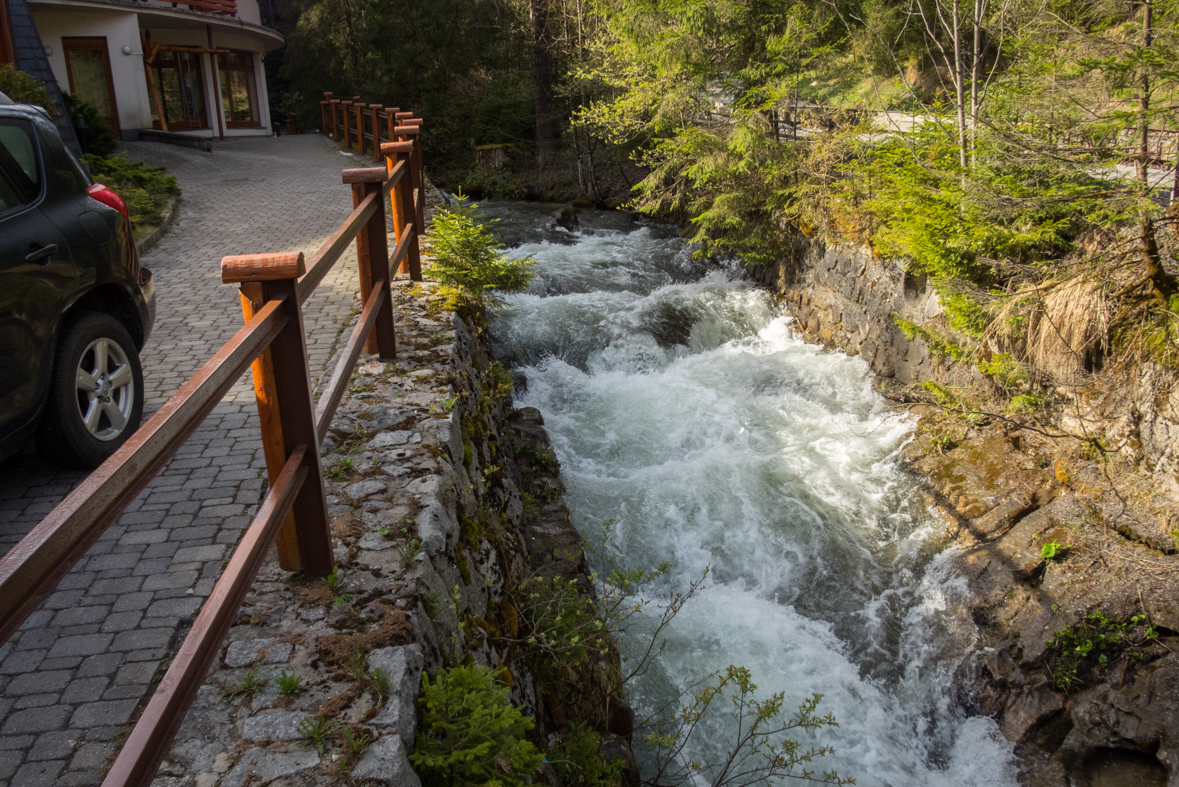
[260,0,1179,417]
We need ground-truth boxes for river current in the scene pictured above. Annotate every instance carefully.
[478,202,1020,786]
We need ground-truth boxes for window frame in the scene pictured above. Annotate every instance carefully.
[0,118,44,219]
[216,50,262,129]
[149,49,210,131]
[62,37,121,136]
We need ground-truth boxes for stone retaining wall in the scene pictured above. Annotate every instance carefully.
[152,282,626,786]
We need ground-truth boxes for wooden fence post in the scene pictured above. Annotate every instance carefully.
[221,253,334,577]
[342,101,352,149]
[355,102,365,156]
[331,100,341,141]
[382,140,422,281]
[343,167,397,357]
[385,107,400,148]
[369,105,382,161]
[394,123,426,278]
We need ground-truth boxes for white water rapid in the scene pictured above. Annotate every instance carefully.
[480,203,1020,787]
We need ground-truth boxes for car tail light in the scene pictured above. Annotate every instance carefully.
[87,183,131,224]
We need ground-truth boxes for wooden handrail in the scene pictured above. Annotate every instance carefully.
[0,102,428,787]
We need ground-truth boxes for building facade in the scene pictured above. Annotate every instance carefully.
[16,0,282,140]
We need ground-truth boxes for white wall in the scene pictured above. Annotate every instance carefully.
[32,8,153,134]
[236,0,261,27]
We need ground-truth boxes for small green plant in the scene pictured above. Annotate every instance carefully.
[487,361,514,399]
[1040,541,1069,562]
[411,663,544,786]
[396,537,422,565]
[225,663,270,700]
[431,395,459,415]
[548,723,625,787]
[324,458,354,479]
[325,564,343,593]
[333,592,355,607]
[926,434,952,455]
[370,666,391,700]
[343,726,371,758]
[298,717,341,755]
[1009,393,1045,416]
[428,196,538,311]
[1170,529,1179,551]
[921,380,958,406]
[274,670,303,695]
[1045,609,1160,694]
[976,353,1028,388]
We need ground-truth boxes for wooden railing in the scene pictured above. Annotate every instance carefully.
[320,91,425,277]
[0,109,426,787]
[135,0,237,16]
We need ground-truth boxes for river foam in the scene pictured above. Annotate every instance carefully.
[483,203,1018,786]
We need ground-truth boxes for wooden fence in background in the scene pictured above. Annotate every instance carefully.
[0,107,427,787]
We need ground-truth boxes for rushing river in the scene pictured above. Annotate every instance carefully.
[478,202,1019,786]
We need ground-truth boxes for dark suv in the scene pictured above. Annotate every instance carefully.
[0,99,155,468]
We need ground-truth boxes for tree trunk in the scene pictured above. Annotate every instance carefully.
[1136,1,1178,305]
[970,0,984,164]
[952,0,968,169]
[531,0,557,169]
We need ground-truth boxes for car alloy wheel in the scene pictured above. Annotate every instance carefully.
[74,336,136,441]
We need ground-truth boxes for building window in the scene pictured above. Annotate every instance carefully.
[150,51,208,130]
[63,37,120,135]
[217,51,259,128]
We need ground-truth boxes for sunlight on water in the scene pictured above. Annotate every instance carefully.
[479,202,1018,787]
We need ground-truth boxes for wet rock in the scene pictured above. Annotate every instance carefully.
[550,207,580,232]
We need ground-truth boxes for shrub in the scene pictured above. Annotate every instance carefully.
[84,153,179,232]
[0,65,55,115]
[63,93,117,157]
[428,195,536,310]
[411,663,543,787]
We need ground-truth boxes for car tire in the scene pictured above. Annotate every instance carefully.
[37,312,145,469]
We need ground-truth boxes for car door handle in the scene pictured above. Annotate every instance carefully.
[25,244,59,265]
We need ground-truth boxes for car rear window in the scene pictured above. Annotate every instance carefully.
[0,119,40,212]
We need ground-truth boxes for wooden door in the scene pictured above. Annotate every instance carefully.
[63,37,120,136]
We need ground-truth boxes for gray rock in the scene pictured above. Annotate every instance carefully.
[415,502,457,555]
[242,710,306,741]
[419,415,463,464]
[359,532,394,551]
[224,639,292,668]
[352,734,421,786]
[346,479,388,500]
[220,747,320,787]
[367,644,424,748]
[361,406,413,430]
[367,430,415,449]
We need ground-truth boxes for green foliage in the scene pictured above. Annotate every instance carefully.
[1039,541,1069,562]
[1008,393,1045,416]
[643,666,853,786]
[893,315,965,361]
[549,723,624,787]
[225,663,270,700]
[487,361,514,400]
[84,153,180,231]
[976,353,1028,388]
[411,663,543,787]
[275,670,303,695]
[397,537,422,565]
[1046,610,1160,694]
[428,198,537,310]
[0,65,55,115]
[298,717,341,755]
[63,93,117,157]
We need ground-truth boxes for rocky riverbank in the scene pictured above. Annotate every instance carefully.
[745,233,1179,787]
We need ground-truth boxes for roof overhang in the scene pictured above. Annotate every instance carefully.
[28,0,284,50]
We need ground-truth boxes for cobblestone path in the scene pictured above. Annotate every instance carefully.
[0,135,376,786]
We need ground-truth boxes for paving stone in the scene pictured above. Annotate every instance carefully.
[59,678,108,705]
[111,628,174,652]
[1,705,70,735]
[46,634,113,659]
[4,671,71,696]
[69,700,138,729]
[75,654,123,680]
[28,731,76,762]
[13,759,65,786]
